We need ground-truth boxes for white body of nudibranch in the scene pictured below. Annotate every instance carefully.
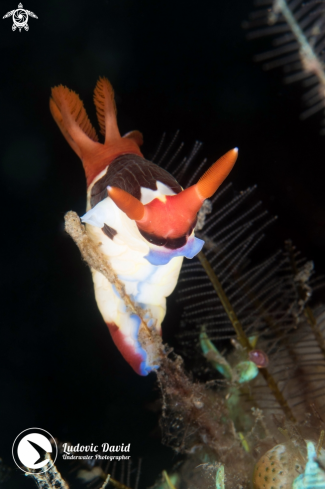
[82,179,187,376]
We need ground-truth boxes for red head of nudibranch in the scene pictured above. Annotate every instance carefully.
[107,148,238,240]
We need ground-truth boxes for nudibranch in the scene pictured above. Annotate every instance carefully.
[50,77,238,376]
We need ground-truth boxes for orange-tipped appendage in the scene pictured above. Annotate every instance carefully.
[108,187,145,221]
[196,148,238,199]
[135,148,238,238]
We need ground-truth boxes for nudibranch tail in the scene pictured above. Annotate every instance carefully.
[106,321,158,377]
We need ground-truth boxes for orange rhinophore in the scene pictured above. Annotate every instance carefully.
[196,148,238,199]
[107,186,145,221]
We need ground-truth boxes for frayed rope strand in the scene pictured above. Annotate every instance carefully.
[64,211,164,360]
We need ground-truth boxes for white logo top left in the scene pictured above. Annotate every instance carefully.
[3,3,38,32]
[12,428,58,473]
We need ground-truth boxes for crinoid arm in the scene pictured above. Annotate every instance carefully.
[152,132,325,423]
[244,0,325,134]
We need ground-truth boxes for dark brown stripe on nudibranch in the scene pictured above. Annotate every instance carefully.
[90,154,182,208]
[138,219,197,249]
[102,224,117,240]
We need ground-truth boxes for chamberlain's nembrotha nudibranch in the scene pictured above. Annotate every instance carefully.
[50,77,238,376]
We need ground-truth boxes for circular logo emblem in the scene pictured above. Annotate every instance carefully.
[13,8,28,28]
[12,428,57,473]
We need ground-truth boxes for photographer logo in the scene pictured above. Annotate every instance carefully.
[12,428,57,474]
[3,3,38,32]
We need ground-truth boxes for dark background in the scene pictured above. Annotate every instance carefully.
[1,0,325,487]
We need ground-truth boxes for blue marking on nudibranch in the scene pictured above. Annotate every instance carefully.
[145,237,204,265]
[112,284,120,298]
[128,294,147,309]
[129,314,149,375]
[129,313,159,375]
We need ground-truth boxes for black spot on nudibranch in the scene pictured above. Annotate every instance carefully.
[90,154,182,207]
[102,223,117,240]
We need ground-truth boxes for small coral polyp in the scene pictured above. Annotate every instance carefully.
[50,77,237,375]
[249,349,269,368]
